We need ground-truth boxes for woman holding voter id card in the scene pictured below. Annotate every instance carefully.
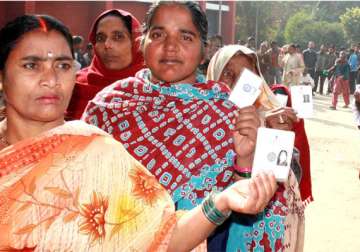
[207,44,305,251]
[81,2,302,251]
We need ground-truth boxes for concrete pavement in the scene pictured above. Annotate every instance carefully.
[303,93,360,252]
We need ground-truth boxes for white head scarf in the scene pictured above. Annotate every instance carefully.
[206,44,280,111]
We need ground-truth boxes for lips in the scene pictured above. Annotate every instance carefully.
[159,59,182,65]
[36,94,60,104]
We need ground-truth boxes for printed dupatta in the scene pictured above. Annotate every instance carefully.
[83,69,237,206]
[0,121,180,251]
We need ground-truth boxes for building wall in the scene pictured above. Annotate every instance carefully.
[0,1,236,44]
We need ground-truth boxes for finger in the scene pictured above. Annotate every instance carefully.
[260,173,274,200]
[266,172,278,194]
[233,119,260,132]
[235,112,261,124]
[247,179,259,211]
[237,105,257,114]
[235,127,258,141]
[253,174,267,211]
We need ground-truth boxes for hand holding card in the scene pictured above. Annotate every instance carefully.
[229,68,262,108]
[251,127,295,182]
[290,85,313,118]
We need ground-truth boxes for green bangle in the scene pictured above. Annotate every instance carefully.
[234,169,251,178]
[201,192,231,226]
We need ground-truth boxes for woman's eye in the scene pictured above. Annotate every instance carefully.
[23,62,37,69]
[223,70,233,79]
[150,31,163,40]
[95,34,106,43]
[113,32,125,41]
[57,62,72,70]
[182,35,193,42]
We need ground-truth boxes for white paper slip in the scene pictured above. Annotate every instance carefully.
[356,84,360,92]
[251,127,295,182]
[228,68,262,109]
[276,93,288,107]
[290,85,313,118]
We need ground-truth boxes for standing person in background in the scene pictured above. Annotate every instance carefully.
[326,45,338,94]
[198,34,223,76]
[257,41,271,84]
[73,35,87,69]
[245,36,256,51]
[282,44,305,86]
[66,9,144,120]
[303,41,317,91]
[329,51,351,109]
[267,41,282,85]
[314,44,329,95]
[348,47,358,94]
[83,42,94,67]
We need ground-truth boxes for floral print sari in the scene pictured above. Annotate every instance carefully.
[0,121,186,251]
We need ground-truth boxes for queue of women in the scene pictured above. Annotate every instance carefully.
[0,1,311,251]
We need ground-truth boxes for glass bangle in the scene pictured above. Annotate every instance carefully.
[201,192,231,226]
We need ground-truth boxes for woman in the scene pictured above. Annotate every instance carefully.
[0,14,277,251]
[270,84,313,204]
[206,44,305,251]
[83,2,302,251]
[66,9,144,119]
[329,51,351,110]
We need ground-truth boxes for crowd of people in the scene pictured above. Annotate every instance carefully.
[0,0,357,250]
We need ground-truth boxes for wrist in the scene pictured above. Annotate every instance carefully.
[233,156,252,178]
[201,192,231,226]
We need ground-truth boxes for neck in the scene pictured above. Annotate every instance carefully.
[4,110,64,145]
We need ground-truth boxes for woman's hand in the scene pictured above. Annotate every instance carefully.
[215,172,277,215]
[265,107,299,131]
[232,106,261,167]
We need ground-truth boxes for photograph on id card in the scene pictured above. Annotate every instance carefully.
[290,85,313,118]
[228,68,262,109]
[251,127,295,182]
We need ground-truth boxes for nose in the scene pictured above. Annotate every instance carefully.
[104,37,113,49]
[40,65,58,88]
[164,35,178,53]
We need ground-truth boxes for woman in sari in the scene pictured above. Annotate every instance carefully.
[0,14,277,251]
[66,9,145,120]
[206,44,306,251]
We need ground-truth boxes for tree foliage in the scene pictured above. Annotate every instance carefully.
[340,7,360,44]
[284,12,346,48]
[235,1,357,48]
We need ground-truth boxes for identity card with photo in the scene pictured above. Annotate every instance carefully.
[252,127,295,182]
[290,85,313,118]
[228,68,262,109]
[276,93,288,107]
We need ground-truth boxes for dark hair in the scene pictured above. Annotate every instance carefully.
[276,150,288,165]
[86,42,93,50]
[95,10,132,35]
[0,14,74,70]
[142,1,208,52]
[72,35,84,45]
